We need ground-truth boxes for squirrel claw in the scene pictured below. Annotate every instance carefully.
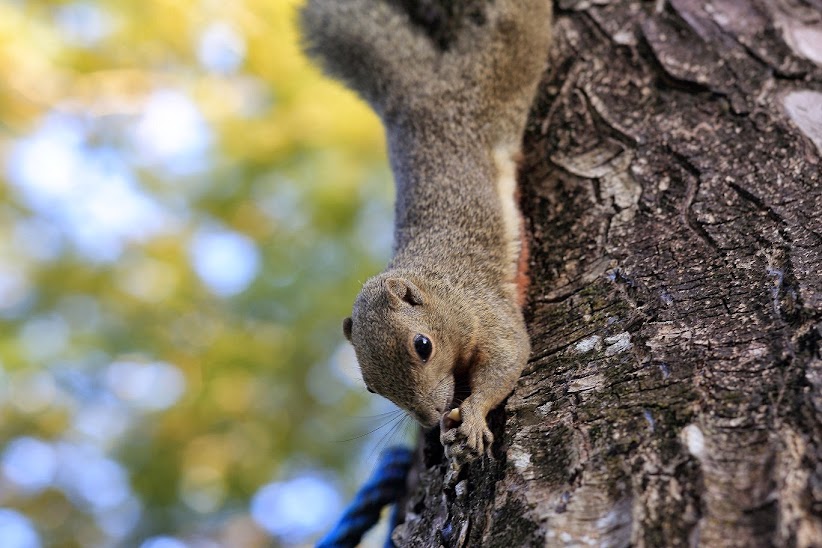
[440,406,494,465]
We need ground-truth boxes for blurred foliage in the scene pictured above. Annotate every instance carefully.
[0,0,407,546]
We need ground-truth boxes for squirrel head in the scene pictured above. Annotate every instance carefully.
[343,273,466,427]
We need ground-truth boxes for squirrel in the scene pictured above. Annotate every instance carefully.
[300,0,552,463]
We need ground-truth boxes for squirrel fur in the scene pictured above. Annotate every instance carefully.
[301,0,552,462]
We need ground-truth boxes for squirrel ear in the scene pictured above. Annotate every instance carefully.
[342,317,353,342]
[385,277,424,307]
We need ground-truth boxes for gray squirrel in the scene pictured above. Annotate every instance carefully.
[301,0,552,463]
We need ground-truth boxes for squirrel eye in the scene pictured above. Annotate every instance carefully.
[413,334,433,362]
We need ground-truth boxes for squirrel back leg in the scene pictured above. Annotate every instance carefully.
[440,0,552,144]
[300,0,437,119]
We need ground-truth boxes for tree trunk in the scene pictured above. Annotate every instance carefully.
[393,0,822,546]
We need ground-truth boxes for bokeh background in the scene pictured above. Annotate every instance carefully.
[0,0,411,546]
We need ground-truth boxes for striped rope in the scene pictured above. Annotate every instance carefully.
[317,446,414,548]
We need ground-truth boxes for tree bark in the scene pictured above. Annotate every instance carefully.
[393,0,822,546]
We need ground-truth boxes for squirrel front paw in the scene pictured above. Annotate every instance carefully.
[440,401,494,464]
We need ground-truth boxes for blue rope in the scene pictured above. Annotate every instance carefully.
[382,492,406,548]
[317,446,414,548]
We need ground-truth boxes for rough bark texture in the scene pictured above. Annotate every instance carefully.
[393,0,822,546]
